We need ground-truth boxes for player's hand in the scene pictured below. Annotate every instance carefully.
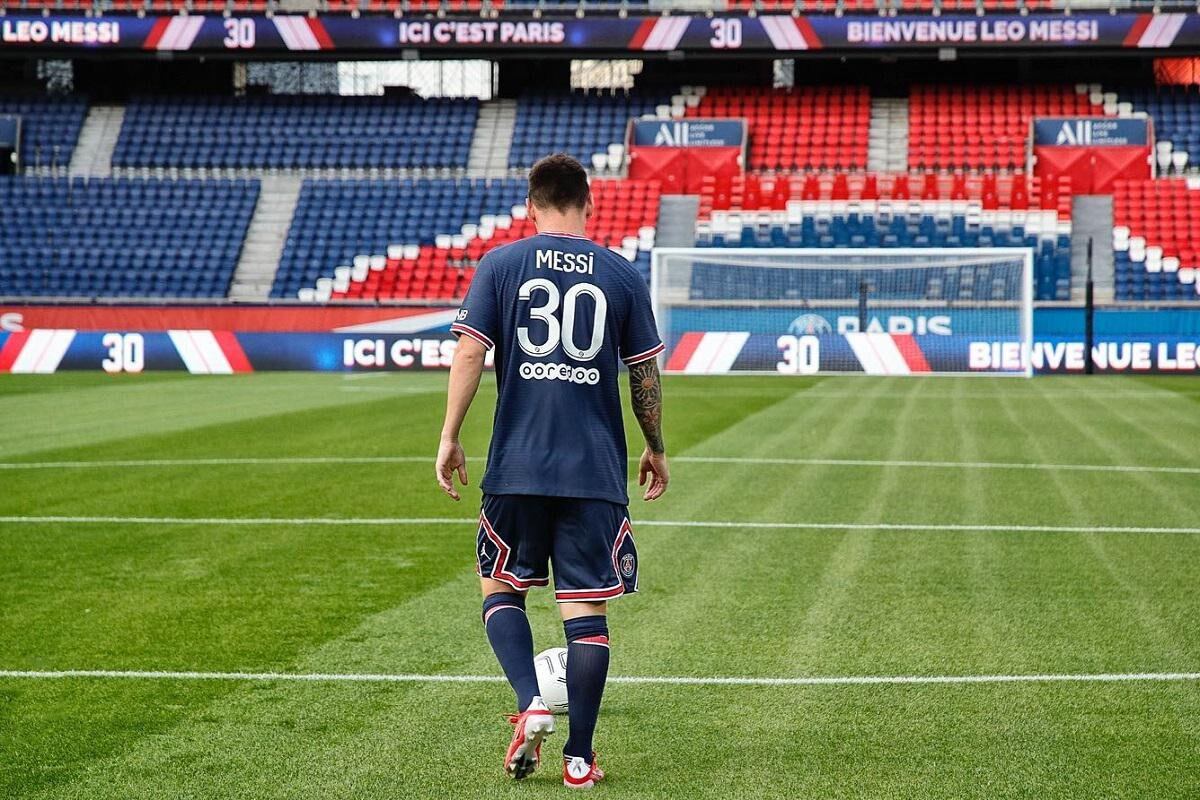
[435,438,468,501]
[637,447,669,501]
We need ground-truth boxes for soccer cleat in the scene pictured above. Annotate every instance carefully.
[563,753,605,790]
[504,696,554,780]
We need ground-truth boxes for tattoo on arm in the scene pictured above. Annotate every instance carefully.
[628,358,665,454]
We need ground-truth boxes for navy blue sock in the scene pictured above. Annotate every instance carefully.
[482,592,540,712]
[562,615,610,763]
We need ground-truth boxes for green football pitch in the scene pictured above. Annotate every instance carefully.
[2,372,1198,799]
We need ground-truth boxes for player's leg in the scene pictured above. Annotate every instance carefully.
[559,600,610,789]
[475,494,555,779]
[550,499,639,789]
[480,579,540,712]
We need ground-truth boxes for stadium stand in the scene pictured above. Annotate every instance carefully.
[0,177,258,298]
[0,95,87,168]
[114,95,479,170]
[683,85,871,171]
[694,173,1073,300]
[1113,84,1199,174]
[509,90,671,170]
[1112,178,1200,300]
[909,85,1104,171]
[275,178,659,301]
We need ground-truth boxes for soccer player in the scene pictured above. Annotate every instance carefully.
[435,153,668,790]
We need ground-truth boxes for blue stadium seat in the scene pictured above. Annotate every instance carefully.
[272,178,528,298]
[509,90,671,169]
[695,208,1071,301]
[0,177,258,299]
[113,95,479,170]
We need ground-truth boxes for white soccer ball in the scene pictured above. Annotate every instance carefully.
[534,647,569,714]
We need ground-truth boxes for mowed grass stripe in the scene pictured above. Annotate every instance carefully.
[4,454,1200,475]
[7,516,1200,535]
[4,669,1200,687]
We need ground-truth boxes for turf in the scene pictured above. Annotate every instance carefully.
[1,372,1198,799]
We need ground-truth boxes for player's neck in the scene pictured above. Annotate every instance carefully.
[534,214,588,239]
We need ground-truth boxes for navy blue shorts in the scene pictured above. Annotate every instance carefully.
[476,494,640,603]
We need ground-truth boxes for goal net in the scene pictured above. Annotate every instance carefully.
[651,248,1034,376]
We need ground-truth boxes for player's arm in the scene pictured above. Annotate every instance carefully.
[436,335,488,501]
[629,358,669,501]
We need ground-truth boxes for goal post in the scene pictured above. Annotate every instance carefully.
[650,247,1035,377]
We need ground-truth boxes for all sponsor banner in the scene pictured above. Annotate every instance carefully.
[1033,118,1151,147]
[0,13,1197,55]
[630,119,746,148]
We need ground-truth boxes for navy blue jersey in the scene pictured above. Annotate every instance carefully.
[451,232,663,504]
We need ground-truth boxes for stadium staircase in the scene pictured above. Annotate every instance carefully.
[230,175,303,301]
[654,195,701,249]
[1070,195,1114,302]
[867,97,909,173]
[67,105,124,178]
[467,99,518,177]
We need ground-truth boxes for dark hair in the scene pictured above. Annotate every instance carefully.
[527,153,590,213]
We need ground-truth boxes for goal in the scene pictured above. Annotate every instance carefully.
[650,248,1034,377]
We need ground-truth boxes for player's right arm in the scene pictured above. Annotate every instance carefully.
[629,357,669,501]
[438,256,500,501]
[436,334,487,501]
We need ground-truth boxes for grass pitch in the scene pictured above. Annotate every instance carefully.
[1,372,1199,799]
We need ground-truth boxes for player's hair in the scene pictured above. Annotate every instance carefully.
[527,153,590,213]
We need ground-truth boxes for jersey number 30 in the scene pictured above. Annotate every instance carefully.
[517,278,608,361]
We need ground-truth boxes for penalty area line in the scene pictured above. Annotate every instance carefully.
[2,516,1200,536]
[0,669,1197,688]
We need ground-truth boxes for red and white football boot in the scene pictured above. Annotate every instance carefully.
[504,696,554,780]
[563,753,605,790]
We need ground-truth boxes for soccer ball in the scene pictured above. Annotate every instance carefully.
[534,647,569,714]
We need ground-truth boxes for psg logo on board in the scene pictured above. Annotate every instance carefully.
[788,314,833,336]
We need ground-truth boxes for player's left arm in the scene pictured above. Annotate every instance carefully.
[436,335,487,501]
[629,358,669,501]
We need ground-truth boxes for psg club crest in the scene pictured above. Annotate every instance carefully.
[620,553,636,579]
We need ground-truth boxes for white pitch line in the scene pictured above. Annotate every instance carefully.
[0,457,433,470]
[1,455,1199,476]
[0,668,1197,688]
[2,516,1200,536]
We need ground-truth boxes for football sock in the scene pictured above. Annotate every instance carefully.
[482,592,540,712]
[562,615,610,763]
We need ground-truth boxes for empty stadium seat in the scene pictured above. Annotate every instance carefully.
[909,85,1104,170]
[276,178,660,302]
[114,95,479,170]
[693,173,1073,300]
[685,85,870,171]
[1112,178,1200,301]
[0,177,258,298]
[509,90,671,170]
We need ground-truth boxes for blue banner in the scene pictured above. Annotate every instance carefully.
[630,119,746,148]
[1033,117,1151,147]
[2,13,1198,55]
[0,115,18,148]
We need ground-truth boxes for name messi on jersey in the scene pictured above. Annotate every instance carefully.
[536,249,594,275]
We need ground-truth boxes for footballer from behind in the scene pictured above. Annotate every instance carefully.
[435,153,669,789]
